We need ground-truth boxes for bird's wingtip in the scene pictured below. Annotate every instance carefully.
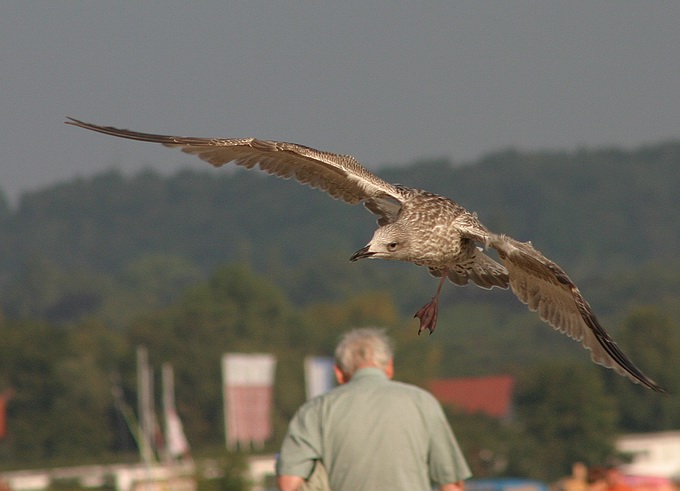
[64,116,82,126]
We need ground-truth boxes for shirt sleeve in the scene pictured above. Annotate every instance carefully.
[424,393,473,485]
[276,399,324,479]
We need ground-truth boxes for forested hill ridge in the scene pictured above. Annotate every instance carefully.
[1,139,679,325]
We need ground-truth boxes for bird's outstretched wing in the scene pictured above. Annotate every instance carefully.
[65,118,407,221]
[486,234,664,392]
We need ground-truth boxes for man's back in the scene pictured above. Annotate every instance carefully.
[278,368,470,491]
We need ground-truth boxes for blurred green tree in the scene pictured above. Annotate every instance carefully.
[513,362,618,481]
[607,307,680,431]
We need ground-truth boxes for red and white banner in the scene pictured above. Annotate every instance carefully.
[162,363,190,459]
[165,409,190,458]
[222,353,276,449]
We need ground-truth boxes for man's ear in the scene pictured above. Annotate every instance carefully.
[385,359,394,379]
[334,365,348,384]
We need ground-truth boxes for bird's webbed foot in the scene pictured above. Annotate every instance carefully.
[414,298,439,335]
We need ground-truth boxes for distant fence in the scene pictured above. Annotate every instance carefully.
[0,461,196,491]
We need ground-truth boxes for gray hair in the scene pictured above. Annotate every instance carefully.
[334,327,394,376]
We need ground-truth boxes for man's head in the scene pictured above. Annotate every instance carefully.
[334,327,394,383]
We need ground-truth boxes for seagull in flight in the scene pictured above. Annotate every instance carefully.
[65,118,665,392]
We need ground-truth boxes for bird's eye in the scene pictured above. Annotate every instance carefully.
[387,242,398,252]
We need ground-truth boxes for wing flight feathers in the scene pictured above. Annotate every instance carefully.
[65,118,403,207]
[489,235,664,392]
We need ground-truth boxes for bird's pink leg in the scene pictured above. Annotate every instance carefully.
[414,271,448,335]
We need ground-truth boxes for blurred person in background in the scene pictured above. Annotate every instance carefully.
[276,327,471,491]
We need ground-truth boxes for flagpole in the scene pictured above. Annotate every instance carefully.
[137,346,155,464]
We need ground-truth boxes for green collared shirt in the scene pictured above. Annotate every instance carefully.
[277,367,472,491]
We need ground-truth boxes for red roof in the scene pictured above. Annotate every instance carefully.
[428,375,515,418]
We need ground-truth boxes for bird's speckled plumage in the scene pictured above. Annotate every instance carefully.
[65,117,665,393]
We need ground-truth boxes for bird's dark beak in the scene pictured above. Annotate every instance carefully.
[350,245,374,262]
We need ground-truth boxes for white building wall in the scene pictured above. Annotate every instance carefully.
[617,431,680,479]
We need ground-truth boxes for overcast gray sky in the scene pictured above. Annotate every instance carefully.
[1,1,679,204]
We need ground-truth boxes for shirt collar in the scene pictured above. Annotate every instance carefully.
[350,367,388,382]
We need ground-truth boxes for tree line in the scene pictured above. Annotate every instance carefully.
[1,264,678,480]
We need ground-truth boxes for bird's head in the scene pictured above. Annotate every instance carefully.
[350,224,411,262]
